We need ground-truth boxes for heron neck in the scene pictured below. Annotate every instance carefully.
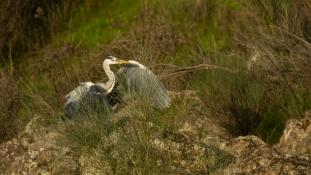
[102,63,115,93]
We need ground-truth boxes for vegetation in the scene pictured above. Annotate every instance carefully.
[1,0,311,173]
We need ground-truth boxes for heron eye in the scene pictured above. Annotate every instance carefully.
[107,56,114,60]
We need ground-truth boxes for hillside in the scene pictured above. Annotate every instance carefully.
[1,0,311,174]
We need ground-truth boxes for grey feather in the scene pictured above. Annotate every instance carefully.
[117,64,171,109]
[64,82,112,118]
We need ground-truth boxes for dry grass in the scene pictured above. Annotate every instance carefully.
[0,70,22,142]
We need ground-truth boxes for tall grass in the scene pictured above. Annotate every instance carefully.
[59,94,179,173]
[58,91,234,174]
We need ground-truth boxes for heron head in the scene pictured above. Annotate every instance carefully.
[104,56,129,65]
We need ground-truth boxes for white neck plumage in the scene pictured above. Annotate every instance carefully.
[100,61,116,93]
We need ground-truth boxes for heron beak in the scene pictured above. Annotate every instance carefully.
[116,59,129,64]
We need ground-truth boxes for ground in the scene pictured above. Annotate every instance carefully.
[1,91,310,174]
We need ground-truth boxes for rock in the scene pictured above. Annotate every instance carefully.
[0,116,79,175]
[219,135,311,175]
[79,151,112,175]
[151,137,234,174]
[277,111,311,155]
[171,90,232,141]
[51,157,79,175]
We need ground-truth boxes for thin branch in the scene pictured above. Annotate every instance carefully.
[158,64,236,80]
[152,64,180,69]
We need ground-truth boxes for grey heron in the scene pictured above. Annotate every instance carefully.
[64,56,171,118]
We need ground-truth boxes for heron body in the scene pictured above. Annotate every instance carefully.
[64,56,171,118]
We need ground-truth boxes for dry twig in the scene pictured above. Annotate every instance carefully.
[156,64,236,80]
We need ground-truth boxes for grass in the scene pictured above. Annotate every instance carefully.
[55,0,139,48]
[0,0,311,173]
[58,93,233,174]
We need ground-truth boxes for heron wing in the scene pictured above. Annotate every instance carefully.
[117,65,171,109]
[64,83,92,118]
[64,82,112,118]
[65,83,92,105]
